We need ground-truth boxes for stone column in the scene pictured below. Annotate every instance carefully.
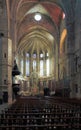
[66,21,75,98]
[75,0,81,98]
[0,36,13,104]
[7,38,13,104]
[55,43,59,81]
[0,35,3,103]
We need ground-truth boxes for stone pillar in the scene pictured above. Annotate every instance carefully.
[0,35,3,103]
[66,21,75,98]
[55,43,59,81]
[75,0,81,98]
[0,36,12,104]
[50,54,54,76]
[7,38,13,104]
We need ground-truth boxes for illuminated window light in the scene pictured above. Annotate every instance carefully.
[63,12,65,19]
[34,13,42,21]
[40,60,43,76]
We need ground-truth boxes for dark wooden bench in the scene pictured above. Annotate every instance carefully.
[0,96,81,129]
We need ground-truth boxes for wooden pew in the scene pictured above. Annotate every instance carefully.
[0,96,81,129]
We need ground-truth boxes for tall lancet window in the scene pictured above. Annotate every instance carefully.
[33,53,37,71]
[26,53,30,76]
[33,60,36,71]
[46,52,50,76]
[40,53,44,76]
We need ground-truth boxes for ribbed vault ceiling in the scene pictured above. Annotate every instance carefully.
[8,0,64,54]
[18,29,54,55]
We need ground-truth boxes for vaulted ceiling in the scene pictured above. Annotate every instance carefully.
[7,0,65,54]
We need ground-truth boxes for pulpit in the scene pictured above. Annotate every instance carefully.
[12,60,21,99]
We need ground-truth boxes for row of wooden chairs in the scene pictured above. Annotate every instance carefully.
[0,96,81,129]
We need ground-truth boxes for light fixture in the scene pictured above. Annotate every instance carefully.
[34,13,42,21]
